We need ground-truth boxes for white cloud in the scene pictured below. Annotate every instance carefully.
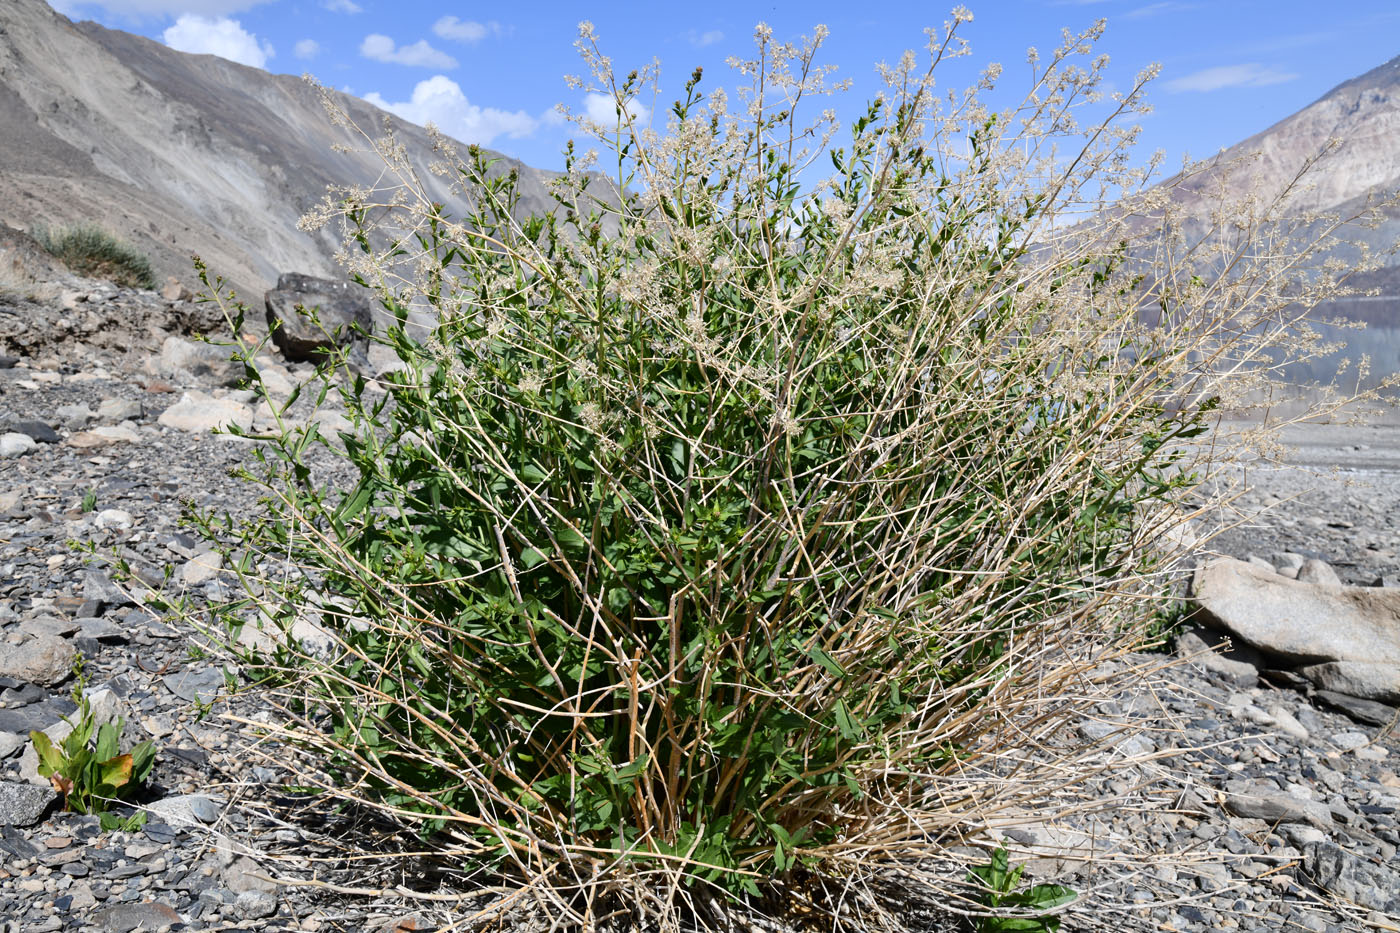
[360,34,458,69]
[1165,63,1298,93]
[686,29,724,47]
[323,0,361,12]
[584,92,650,126]
[294,38,320,60]
[432,16,502,42]
[163,14,273,69]
[363,76,538,145]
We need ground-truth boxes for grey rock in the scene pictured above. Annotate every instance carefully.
[1304,841,1400,912]
[156,390,254,433]
[156,335,242,386]
[1300,660,1400,704]
[1297,559,1342,587]
[162,667,224,704]
[55,403,95,429]
[96,398,143,422]
[145,794,223,828]
[264,273,373,363]
[234,890,278,920]
[1192,558,1400,665]
[93,508,134,530]
[0,733,25,758]
[92,901,184,933]
[223,854,277,893]
[82,570,131,608]
[0,432,36,458]
[1271,552,1306,572]
[179,551,223,586]
[1224,788,1333,828]
[0,635,75,686]
[0,781,56,827]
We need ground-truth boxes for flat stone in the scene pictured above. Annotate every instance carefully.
[92,900,184,933]
[1224,788,1333,828]
[157,390,254,433]
[162,667,224,704]
[0,781,57,827]
[1314,690,1399,727]
[180,551,223,586]
[1301,660,1400,704]
[96,398,144,422]
[1192,557,1400,665]
[145,793,224,829]
[82,571,131,608]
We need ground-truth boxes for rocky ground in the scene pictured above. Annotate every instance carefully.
[0,277,1398,933]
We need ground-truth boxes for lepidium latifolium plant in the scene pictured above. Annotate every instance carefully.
[184,10,1393,932]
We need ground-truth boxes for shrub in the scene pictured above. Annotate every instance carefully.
[32,223,156,290]
[188,16,1388,931]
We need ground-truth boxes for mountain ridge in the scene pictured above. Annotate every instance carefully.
[0,0,567,299]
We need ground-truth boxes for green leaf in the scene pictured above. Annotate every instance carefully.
[98,754,135,791]
[807,645,846,678]
[29,731,63,776]
[1004,885,1077,911]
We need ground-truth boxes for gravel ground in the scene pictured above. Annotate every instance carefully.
[0,282,1397,933]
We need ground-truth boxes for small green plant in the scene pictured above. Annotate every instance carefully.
[29,694,156,816]
[81,489,98,513]
[32,223,156,290]
[98,810,149,833]
[967,847,1076,933]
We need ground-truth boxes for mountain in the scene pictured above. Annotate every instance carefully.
[1159,54,1400,317]
[0,0,568,298]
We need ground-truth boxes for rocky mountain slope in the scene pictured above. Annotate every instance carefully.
[1161,54,1400,321]
[0,0,570,299]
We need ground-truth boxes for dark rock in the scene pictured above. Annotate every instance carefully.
[0,356,17,369]
[1313,690,1399,727]
[264,273,373,363]
[5,419,60,443]
[0,697,73,734]
[0,781,57,827]
[1304,841,1400,912]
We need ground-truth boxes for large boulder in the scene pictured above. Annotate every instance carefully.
[1192,558,1400,666]
[264,273,373,363]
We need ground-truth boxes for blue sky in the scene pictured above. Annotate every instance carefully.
[48,0,1400,175]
